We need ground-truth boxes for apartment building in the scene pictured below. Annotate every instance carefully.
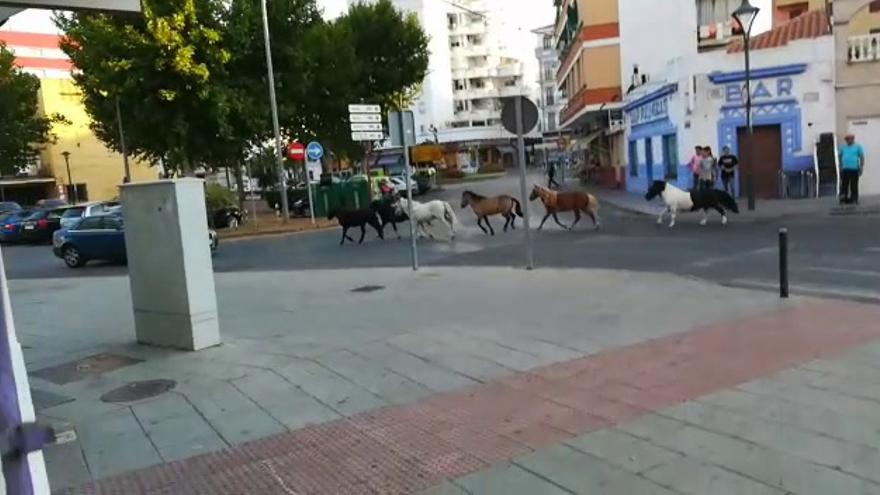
[533,24,564,133]
[836,0,880,194]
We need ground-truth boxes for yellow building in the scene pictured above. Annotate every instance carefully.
[0,30,156,203]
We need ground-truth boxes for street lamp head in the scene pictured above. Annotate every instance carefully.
[732,0,760,37]
[61,151,71,159]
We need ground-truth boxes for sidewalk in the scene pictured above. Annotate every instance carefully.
[589,184,880,220]
[10,267,880,494]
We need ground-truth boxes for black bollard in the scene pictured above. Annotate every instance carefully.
[779,228,789,298]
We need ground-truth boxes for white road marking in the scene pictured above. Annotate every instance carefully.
[865,247,880,253]
[690,246,777,268]
[799,266,880,278]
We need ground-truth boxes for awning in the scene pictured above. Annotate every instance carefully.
[372,153,402,169]
[570,129,605,151]
[0,177,55,187]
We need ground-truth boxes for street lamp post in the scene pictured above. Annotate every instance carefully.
[61,151,78,203]
[260,0,290,222]
[115,96,131,183]
[733,0,760,211]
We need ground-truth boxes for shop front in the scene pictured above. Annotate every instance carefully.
[624,83,685,194]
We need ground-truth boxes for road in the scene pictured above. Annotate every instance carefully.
[3,173,879,302]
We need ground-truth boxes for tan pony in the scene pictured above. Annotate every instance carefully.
[529,185,601,230]
[461,191,523,235]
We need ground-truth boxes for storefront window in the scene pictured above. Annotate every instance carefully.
[628,140,638,177]
[663,134,679,180]
[644,138,654,180]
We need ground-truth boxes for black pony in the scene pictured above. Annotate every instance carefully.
[371,194,409,239]
[328,208,385,245]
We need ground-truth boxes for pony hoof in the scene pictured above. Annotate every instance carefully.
[699,220,707,226]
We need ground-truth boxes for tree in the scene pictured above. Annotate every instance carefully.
[57,0,235,173]
[0,43,66,176]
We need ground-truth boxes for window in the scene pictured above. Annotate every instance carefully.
[545,88,555,105]
[871,0,880,13]
[644,138,654,178]
[696,0,740,27]
[662,134,679,180]
[547,112,557,132]
[104,216,124,230]
[628,140,639,177]
[78,217,103,230]
[542,35,552,49]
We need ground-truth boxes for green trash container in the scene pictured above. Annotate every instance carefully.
[314,184,342,218]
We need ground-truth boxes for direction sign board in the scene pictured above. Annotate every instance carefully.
[350,123,383,132]
[350,114,382,123]
[348,104,381,114]
[2,0,141,10]
[306,141,324,161]
[351,131,384,141]
[287,142,305,161]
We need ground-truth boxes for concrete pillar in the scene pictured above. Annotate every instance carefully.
[120,179,220,351]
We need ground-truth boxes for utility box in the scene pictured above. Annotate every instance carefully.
[120,179,220,351]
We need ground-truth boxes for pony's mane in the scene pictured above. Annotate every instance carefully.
[464,190,487,200]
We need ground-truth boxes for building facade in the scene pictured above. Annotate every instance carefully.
[0,29,156,202]
[835,0,880,194]
[623,11,836,199]
[533,24,564,133]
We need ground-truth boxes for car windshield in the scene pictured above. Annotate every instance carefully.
[62,207,85,218]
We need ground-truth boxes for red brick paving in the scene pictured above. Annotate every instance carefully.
[61,302,880,495]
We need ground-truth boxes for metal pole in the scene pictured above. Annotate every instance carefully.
[305,161,316,225]
[260,0,290,222]
[246,160,257,226]
[399,113,419,271]
[514,96,535,270]
[779,227,789,298]
[744,35,756,211]
[115,96,131,184]
[63,153,78,204]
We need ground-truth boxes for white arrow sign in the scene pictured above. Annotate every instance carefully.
[350,114,382,123]
[348,104,382,114]
[350,123,383,131]
[351,131,384,141]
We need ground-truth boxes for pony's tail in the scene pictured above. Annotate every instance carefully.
[443,201,459,236]
[512,198,524,218]
[717,191,740,214]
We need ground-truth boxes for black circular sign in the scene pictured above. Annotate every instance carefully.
[501,96,540,135]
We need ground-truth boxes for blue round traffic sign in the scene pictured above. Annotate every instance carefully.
[306,141,324,161]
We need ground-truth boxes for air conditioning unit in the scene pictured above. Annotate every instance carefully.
[608,109,625,133]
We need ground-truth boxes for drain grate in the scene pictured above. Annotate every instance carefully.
[100,379,177,404]
[351,285,385,293]
[32,353,143,385]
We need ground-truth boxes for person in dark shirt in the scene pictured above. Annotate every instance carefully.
[718,146,739,196]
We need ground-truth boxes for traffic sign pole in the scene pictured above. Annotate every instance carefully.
[305,142,323,226]
[394,111,419,271]
[514,96,535,270]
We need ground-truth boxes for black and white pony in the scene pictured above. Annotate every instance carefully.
[644,180,739,228]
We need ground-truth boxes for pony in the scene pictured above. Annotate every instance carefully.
[460,190,523,236]
[395,198,458,240]
[529,185,601,230]
[644,180,739,228]
[328,208,385,245]
[372,194,408,239]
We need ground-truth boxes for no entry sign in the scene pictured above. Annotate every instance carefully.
[287,142,305,161]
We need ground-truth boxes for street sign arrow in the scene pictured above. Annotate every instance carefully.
[350,123,383,131]
[351,131,384,141]
[348,104,381,114]
[350,114,382,123]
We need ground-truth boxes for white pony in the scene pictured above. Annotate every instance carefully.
[396,198,458,240]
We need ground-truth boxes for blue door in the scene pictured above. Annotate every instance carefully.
[644,138,654,182]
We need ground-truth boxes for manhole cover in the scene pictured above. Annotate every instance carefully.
[351,285,385,293]
[100,379,177,404]
[32,353,143,385]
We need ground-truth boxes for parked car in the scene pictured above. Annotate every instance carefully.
[59,201,120,230]
[36,198,68,209]
[53,215,219,268]
[0,209,33,244]
[18,208,66,244]
[387,176,419,197]
[0,202,21,214]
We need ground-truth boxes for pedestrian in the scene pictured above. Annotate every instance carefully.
[838,133,865,205]
[688,146,703,190]
[718,146,739,196]
[698,146,717,191]
[547,161,560,189]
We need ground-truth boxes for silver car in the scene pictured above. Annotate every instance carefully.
[59,201,121,230]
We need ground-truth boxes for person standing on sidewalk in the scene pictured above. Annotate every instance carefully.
[698,146,717,190]
[547,161,560,189]
[838,133,865,205]
[688,146,703,190]
[718,146,739,196]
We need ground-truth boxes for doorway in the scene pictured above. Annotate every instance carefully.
[738,124,782,199]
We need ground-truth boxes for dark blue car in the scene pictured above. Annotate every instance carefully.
[0,209,34,244]
[53,215,126,268]
[53,214,219,268]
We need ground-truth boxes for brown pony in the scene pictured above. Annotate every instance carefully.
[529,185,601,230]
[461,190,524,235]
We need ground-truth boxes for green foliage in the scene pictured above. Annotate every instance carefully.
[204,182,237,211]
[0,43,67,175]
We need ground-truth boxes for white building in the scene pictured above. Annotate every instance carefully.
[622,11,835,200]
[533,24,564,134]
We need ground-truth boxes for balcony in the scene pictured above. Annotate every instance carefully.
[491,64,522,78]
[450,22,487,36]
[848,34,880,63]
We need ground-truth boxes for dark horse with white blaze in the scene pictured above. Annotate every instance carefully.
[644,180,739,228]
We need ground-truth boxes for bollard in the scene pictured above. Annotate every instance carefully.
[779,228,789,298]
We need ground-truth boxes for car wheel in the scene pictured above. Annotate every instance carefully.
[63,245,85,268]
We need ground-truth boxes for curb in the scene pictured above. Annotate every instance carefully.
[219,223,337,242]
